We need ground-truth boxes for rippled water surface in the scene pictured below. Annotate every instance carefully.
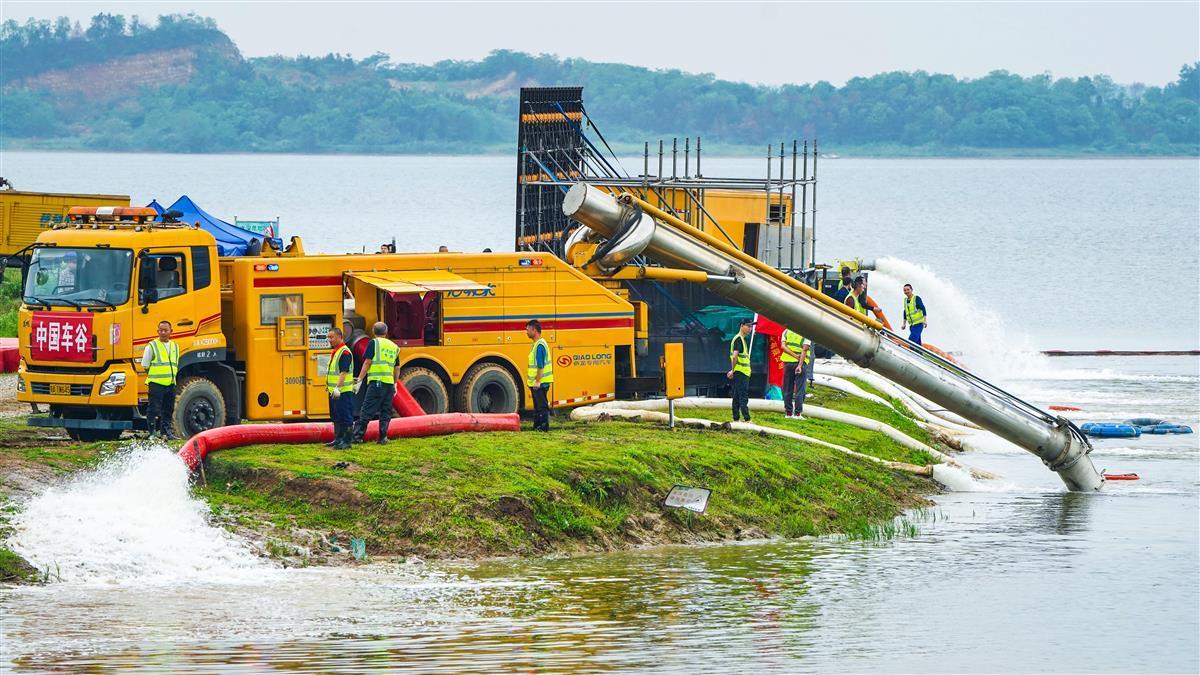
[0,155,1197,671]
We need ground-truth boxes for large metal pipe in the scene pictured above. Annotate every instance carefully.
[563,183,1103,491]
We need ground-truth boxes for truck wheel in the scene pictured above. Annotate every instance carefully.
[399,367,449,414]
[455,363,519,414]
[66,428,123,442]
[173,377,226,438]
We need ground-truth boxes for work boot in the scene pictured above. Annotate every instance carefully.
[325,423,340,447]
[377,420,390,445]
[350,422,365,444]
[331,422,350,449]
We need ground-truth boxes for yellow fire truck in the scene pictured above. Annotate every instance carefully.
[12,208,636,439]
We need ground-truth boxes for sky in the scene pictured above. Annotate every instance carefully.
[4,2,1198,86]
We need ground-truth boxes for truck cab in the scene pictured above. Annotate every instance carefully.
[14,208,229,440]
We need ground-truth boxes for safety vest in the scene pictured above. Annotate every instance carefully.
[326,344,353,393]
[366,338,399,384]
[526,338,554,386]
[730,334,751,376]
[780,329,811,364]
[846,291,866,314]
[904,295,926,326]
[146,339,179,387]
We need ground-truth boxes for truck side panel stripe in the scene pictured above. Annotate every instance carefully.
[253,276,342,288]
[445,318,632,332]
[446,311,633,321]
[132,313,222,345]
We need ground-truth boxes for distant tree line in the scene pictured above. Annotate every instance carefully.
[1,14,1196,155]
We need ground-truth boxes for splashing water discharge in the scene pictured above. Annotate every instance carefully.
[870,257,1050,381]
[8,444,266,585]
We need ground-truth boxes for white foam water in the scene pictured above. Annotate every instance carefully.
[869,257,1051,381]
[7,444,267,585]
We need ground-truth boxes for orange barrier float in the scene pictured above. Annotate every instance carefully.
[1049,405,1083,412]
[922,343,963,366]
[178,412,520,472]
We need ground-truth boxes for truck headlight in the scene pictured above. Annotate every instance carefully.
[16,377,25,393]
[99,372,126,396]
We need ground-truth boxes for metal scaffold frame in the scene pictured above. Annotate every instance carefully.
[515,87,819,273]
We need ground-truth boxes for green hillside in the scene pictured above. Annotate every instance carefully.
[2,13,1197,155]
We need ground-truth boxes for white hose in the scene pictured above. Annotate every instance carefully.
[582,397,998,480]
[570,406,937,478]
[815,361,981,433]
[811,373,894,408]
[808,373,962,449]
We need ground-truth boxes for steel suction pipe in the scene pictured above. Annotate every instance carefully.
[562,183,1103,491]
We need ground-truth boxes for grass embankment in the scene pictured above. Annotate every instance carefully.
[196,383,943,560]
[198,419,934,560]
[0,381,948,568]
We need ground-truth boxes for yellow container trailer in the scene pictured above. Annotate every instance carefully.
[0,189,130,258]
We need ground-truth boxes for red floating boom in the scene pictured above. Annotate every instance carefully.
[178,412,519,472]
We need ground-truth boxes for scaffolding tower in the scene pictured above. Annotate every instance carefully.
[515,87,819,272]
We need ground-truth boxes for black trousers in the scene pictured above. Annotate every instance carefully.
[354,381,395,439]
[731,372,751,421]
[147,382,175,434]
[328,391,354,426]
[530,385,550,431]
[782,360,811,415]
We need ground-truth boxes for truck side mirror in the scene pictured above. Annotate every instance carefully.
[137,256,157,312]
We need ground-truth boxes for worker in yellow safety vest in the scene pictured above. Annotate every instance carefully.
[901,283,928,346]
[325,326,355,450]
[835,266,854,302]
[780,328,812,419]
[844,276,868,315]
[142,320,179,440]
[727,318,754,422]
[525,319,554,431]
[351,322,400,444]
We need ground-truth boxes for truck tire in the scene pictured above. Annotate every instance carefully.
[66,428,123,442]
[173,377,227,438]
[455,362,519,414]
[399,367,449,415]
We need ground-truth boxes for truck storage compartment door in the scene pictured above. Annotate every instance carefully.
[277,315,309,417]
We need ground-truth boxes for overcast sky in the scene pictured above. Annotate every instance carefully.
[5,2,1198,86]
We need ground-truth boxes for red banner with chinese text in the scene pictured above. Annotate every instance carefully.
[754,314,786,389]
[30,312,94,362]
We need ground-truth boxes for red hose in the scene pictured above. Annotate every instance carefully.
[178,412,519,472]
[393,384,425,417]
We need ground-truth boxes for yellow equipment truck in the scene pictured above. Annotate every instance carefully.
[13,208,635,439]
[0,189,130,259]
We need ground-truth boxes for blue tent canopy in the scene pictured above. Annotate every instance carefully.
[147,195,282,257]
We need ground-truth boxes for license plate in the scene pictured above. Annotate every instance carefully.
[49,383,72,396]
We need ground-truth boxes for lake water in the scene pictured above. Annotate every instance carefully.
[1,153,1197,672]
[2,152,1197,350]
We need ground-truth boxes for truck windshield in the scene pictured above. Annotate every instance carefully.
[23,248,134,307]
